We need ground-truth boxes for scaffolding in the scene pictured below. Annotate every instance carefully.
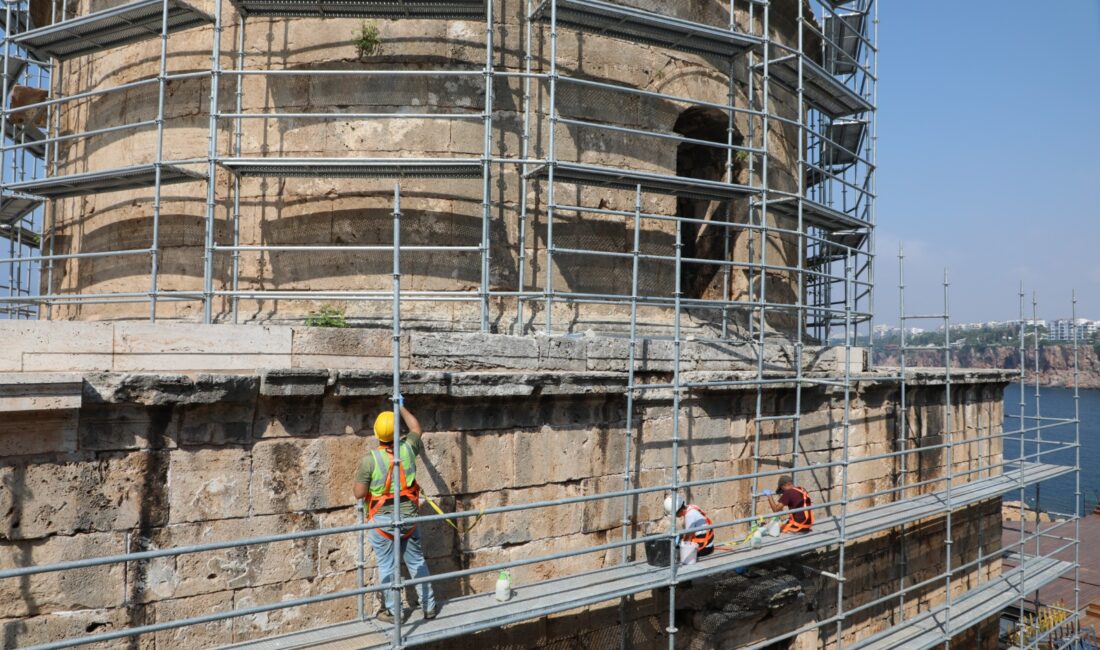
[0,1,1088,649]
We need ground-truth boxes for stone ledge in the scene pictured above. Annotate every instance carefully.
[0,373,82,412]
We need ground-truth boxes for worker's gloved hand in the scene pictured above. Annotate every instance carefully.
[762,488,774,496]
[394,394,405,406]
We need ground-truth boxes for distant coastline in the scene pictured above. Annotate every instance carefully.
[874,343,1100,389]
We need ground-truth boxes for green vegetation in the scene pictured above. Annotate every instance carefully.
[355,20,382,58]
[305,306,349,328]
[734,150,750,163]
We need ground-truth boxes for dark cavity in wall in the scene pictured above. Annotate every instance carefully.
[673,106,743,300]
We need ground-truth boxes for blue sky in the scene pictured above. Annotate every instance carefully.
[874,1,1100,326]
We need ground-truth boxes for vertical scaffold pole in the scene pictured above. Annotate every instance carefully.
[749,0,771,526]
[791,0,806,494]
[834,253,853,649]
[202,0,224,324]
[230,17,245,323]
[543,0,558,335]
[515,0,534,333]
[942,268,954,646]
[896,244,909,620]
[1016,283,1028,632]
[478,0,493,332]
[1031,292,1042,613]
[148,0,171,321]
[1071,290,1081,631]
[618,184,641,650]
[666,216,684,650]
[390,183,404,649]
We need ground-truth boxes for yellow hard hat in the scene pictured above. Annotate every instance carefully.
[373,412,394,443]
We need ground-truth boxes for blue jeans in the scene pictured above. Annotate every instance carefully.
[368,513,436,614]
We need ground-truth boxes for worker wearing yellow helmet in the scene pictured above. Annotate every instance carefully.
[352,399,438,623]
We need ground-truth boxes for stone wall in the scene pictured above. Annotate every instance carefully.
[44,0,813,332]
[0,349,1009,649]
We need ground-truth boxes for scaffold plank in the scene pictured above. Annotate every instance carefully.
[219,157,484,178]
[229,0,486,19]
[532,161,755,201]
[823,12,865,75]
[759,55,873,118]
[759,195,867,232]
[820,119,866,167]
[532,0,760,58]
[0,223,41,248]
[851,554,1074,650]
[0,194,41,224]
[220,462,1070,650]
[12,0,215,60]
[6,164,205,199]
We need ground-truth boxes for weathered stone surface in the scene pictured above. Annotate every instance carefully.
[0,452,168,539]
[167,448,251,524]
[0,607,150,650]
[0,532,127,616]
[149,591,235,650]
[413,333,539,370]
[0,410,78,457]
[83,373,258,406]
[252,436,365,515]
[259,369,331,397]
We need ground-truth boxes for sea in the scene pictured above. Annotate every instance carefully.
[1001,383,1100,516]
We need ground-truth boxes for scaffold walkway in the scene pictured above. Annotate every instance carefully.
[760,195,868,233]
[531,0,760,58]
[0,193,41,224]
[532,161,756,200]
[220,461,1071,650]
[760,55,873,118]
[852,554,1074,650]
[12,0,214,60]
[6,164,204,199]
[228,0,486,19]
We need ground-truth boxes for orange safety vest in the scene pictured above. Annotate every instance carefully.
[366,444,421,541]
[682,505,714,550]
[781,487,814,533]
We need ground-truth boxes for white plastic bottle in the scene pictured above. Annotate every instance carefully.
[495,570,512,602]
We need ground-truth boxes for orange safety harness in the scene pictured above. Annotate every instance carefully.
[365,444,421,541]
[682,505,715,550]
[780,487,814,533]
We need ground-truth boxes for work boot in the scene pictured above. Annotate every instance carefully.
[423,603,440,620]
[376,609,395,624]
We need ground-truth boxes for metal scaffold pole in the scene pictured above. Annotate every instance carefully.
[942,268,954,646]
[147,0,171,321]
[618,184,642,650]
[202,0,223,324]
[390,183,404,649]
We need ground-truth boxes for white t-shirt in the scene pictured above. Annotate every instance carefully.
[683,506,708,534]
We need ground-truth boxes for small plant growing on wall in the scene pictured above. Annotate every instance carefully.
[355,20,382,59]
[306,305,349,328]
[734,149,750,163]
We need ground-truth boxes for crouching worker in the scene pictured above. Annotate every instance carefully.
[764,475,814,533]
[664,494,715,564]
[353,403,439,622]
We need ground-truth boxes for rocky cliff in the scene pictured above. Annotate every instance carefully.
[875,344,1100,389]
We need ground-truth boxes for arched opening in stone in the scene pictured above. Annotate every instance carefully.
[673,106,744,301]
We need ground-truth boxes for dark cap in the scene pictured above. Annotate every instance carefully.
[776,475,793,492]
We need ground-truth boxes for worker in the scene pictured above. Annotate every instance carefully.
[352,401,439,622]
[763,475,814,533]
[663,494,715,562]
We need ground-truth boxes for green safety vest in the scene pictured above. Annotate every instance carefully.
[368,442,417,499]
